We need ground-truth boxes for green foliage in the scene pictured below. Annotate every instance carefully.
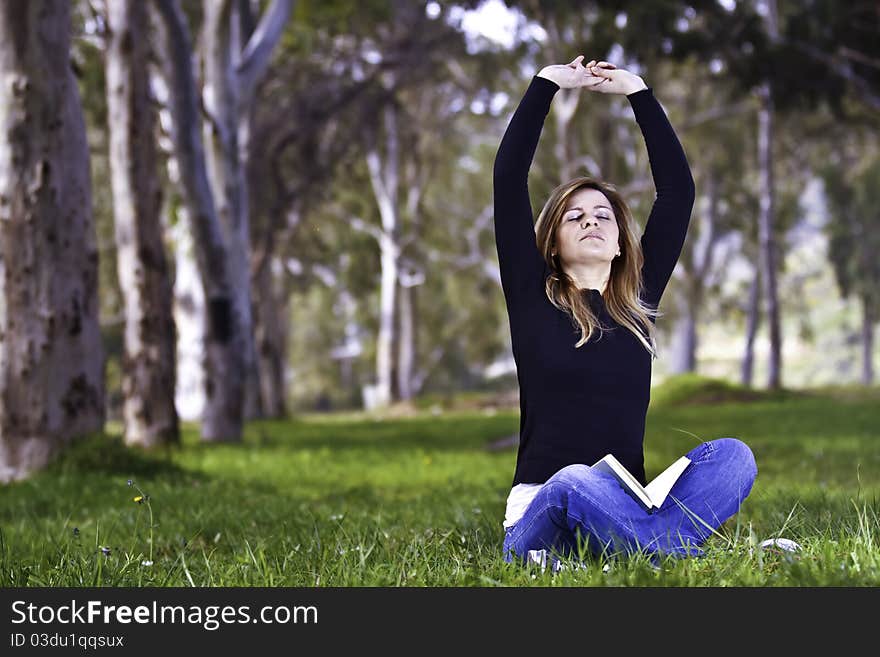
[1,389,878,586]
[648,373,802,408]
[823,150,880,314]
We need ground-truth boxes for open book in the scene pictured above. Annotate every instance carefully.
[591,454,691,513]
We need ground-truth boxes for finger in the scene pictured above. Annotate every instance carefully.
[568,55,585,67]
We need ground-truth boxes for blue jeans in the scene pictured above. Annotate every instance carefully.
[503,438,757,563]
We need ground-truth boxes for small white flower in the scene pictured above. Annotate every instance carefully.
[141,560,153,567]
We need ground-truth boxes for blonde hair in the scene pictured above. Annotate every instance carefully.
[534,176,660,357]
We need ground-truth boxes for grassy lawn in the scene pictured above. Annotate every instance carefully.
[1,376,878,586]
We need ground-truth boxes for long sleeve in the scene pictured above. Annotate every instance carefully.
[493,75,560,319]
[626,87,696,310]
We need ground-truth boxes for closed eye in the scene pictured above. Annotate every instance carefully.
[568,213,611,221]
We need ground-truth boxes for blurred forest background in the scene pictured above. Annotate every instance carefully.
[0,0,877,481]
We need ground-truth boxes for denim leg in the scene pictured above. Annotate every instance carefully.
[503,463,657,563]
[647,438,758,556]
[502,439,758,564]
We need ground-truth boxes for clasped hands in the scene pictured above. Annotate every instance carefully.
[537,56,647,95]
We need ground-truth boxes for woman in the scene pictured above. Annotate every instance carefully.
[493,56,757,565]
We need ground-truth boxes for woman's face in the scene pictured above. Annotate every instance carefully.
[553,188,620,268]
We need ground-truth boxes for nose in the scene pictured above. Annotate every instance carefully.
[580,217,597,229]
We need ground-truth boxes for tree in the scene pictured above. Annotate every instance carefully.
[822,145,880,386]
[151,0,291,440]
[751,0,784,389]
[352,3,485,407]
[152,0,244,441]
[0,0,105,481]
[105,0,179,447]
[200,0,292,420]
[246,3,420,414]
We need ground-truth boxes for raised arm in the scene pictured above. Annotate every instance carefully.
[492,75,559,316]
[626,88,696,310]
[493,57,615,317]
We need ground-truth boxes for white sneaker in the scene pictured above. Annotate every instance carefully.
[526,549,549,571]
[759,537,802,552]
[526,549,590,573]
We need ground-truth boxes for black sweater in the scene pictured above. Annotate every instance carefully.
[493,75,695,487]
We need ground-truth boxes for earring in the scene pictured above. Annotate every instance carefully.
[616,250,621,257]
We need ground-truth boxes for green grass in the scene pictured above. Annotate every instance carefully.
[1,375,878,586]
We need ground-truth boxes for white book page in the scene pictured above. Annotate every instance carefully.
[644,456,692,508]
[592,455,653,510]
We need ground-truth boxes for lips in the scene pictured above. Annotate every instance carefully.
[580,233,604,241]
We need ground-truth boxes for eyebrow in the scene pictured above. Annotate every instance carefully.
[565,205,612,214]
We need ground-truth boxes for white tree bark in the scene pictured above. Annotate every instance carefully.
[153,0,291,437]
[365,103,402,409]
[396,265,425,402]
[201,0,292,421]
[106,0,179,447]
[152,0,244,441]
[169,206,206,421]
[0,0,104,481]
[395,153,427,402]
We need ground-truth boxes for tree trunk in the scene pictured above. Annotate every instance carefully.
[670,293,698,374]
[251,199,299,419]
[397,282,414,401]
[0,0,104,482]
[669,173,717,375]
[741,267,761,387]
[240,109,263,421]
[375,231,399,408]
[756,82,782,390]
[366,103,402,409]
[757,0,783,390]
[202,0,259,426]
[153,0,244,441]
[861,292,875,386]
[252,251,288,417]
[203,0,292,424]
[170,206,206,421]
[106,0,179,448]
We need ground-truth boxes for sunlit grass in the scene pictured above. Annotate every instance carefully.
[1,376,878,586]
